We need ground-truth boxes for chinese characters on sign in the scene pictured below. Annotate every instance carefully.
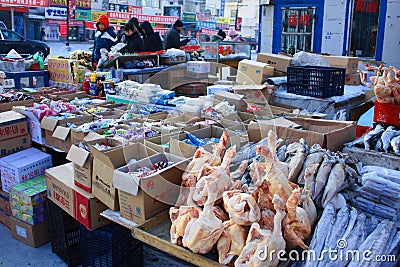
[354,0,379,13]
[0,0,48,6]
[76,0,91,9]
[287,12,313,27]
[128,5,142,14]
[45,7,67,20]
[48,0,66,6]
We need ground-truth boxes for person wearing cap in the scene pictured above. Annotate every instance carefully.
[212,29,226,42]
[141,21,163,52]
[228,28,245,42]
[163,20,190,49]
[120,22,144,54]
[93,14,118,65]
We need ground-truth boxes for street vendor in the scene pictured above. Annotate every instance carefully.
[141,21,163,52]
[228,28,245,42]
[164,20,190,49]
[120,21,145,54]
[212,29,227,42]
[92,14,118,66]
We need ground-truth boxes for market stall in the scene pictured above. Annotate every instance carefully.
[200,41,251,69]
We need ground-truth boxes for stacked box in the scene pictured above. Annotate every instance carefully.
[48,58,74,83]
[0,148,52,193]
[0,190,11,228]
[9,176,47,225]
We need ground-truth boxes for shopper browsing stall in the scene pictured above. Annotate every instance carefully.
[120,22,145,54]
[92,14,118,65]
[141,21,163,52]
[164,20,190,49]
[212,29,226,42]
[228,28,245,42]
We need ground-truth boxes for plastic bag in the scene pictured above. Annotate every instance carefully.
[292,51,330,67]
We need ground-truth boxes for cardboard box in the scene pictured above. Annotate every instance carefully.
[0,190,11,214]
[13,107,45,145]
[0,111,29,141]
[46,164,110,229]
[213,91,247,112]
[0,134,31,158]
[51,125,73,152]
[345,72,361,86]
[187,61,211,73]
[91,142,157,210]
[233,84,272,104]
[248,118,356,152]
[169,126,241,159]
[223,111,255,125]
[113,153,188,224]
[0,99,34,113]
[40,113,92,147]
[256,53,292,73]
[321,56,359,74]
[9,216,50,247]
[48,58,74,83]
[9,176,47,225]
[0,210,10,228]
[236,59,274,85]
[70,129,104,145]
[0,148,52,192]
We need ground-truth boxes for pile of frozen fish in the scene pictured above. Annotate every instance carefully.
[305,204,400,267]
[345,124,400,155]
[343,166,400,221]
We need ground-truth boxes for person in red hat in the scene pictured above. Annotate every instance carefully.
[92,14,118,65]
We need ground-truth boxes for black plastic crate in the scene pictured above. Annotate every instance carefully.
[287,66,346,98]
[80,223,143,267]
[47,200,81,267]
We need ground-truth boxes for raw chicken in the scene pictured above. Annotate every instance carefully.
[217,219,248,265]
[251,180,274,211]
[182,203,224,254]
[283,188,312,250]
[223,190,261,226]
[258,209,275,231]
[169,206,200,245]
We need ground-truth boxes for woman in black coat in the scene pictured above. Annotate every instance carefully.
[140,21,163,52]
[120,22,144,54]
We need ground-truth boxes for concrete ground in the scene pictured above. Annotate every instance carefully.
[0,222,192,267]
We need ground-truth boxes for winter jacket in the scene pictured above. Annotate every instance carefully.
[120,32,144,54]
[163,27,189,49]
[212,35,224,42]
[92,15,117,64]
[141,21,163,52]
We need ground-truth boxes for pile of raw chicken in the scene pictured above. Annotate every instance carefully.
[169,130,360,266]
[368,65,400,105]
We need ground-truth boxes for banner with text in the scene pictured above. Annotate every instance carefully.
[0,0,48,7]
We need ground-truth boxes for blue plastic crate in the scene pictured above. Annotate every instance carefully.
[4,70,49,89]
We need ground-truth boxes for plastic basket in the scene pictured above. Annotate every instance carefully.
[287,66,345,98]
[373,101,400,127]
[80,224,143,267]
[47,200,81,267]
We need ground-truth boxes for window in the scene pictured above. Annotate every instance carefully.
[350,0,380,57]
[2,30,22,41]
[231,10,237,18]
[281,7,315,54]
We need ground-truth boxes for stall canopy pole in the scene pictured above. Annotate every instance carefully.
[10,6,14,31]
[66,0,70,47]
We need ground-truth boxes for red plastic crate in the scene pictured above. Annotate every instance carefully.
[356,125,372,138]
[373,101,400,127]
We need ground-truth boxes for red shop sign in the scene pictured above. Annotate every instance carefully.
[0,0,48,7]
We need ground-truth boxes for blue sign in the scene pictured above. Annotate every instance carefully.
[220,0,225,17]
[196,21,217,31]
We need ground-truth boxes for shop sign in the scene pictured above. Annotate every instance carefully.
[75,9,91,21]
[154,28,169,35]
[197,13,216,22]
[196,21,216,30]
[91,11,106,22]
[200,28,219,35]
[49,0,66,6]
[108,11,133,22]
[76,0,91,9]
[220,0,225,17]
[354,0,379,13]
[46,19,84,26]
[136,14,179,24]
[45,7,67,20]
[182,12,196,23]
[128,5,142,14]
[215,17,229,24]
[108,3,128,13]
[0,0,48,7]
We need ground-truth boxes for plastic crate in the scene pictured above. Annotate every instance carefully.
[373,101,400,127]
[47,200,81,267]
[80,223,143,267]
[287,66,345,98]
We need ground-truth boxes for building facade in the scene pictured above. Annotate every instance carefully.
[224,0,259,38]
[259,0,400,66]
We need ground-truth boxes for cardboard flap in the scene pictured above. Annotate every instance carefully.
[83,132,104,142]
[40,117,58,131]
[52,126,71,140]
[66,145,90,167]
[0,111,25,124]
[113,169,141,195]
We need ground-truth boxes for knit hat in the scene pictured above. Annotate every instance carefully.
[228,28,237,37]
[96,14,109,29]
[173,20,184,28]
